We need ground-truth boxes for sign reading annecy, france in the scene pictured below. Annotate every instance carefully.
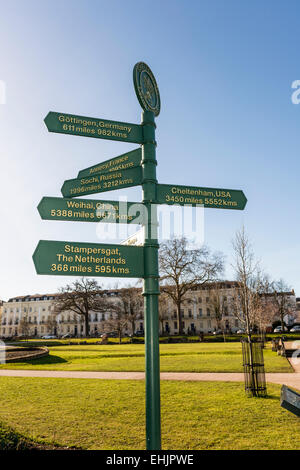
[44,112,144,144]
[61,166,143,198]
[157,184,247,210]
[77,148,142,179]
[38,197,144,224]
[33,240,144,278]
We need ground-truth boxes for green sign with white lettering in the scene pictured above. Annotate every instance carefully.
[44,112,144,144]
[61,166,143,198]
[77,148,142,179]
[33,240,144,278]
[38,197,144,224]
[157,184,247,210]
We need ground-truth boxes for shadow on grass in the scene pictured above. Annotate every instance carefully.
[13,355,68,366]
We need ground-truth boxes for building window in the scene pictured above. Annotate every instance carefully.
[207,309,210,317]
[174,321,178,330]
[188,310,192,318]
[198,308,202,317]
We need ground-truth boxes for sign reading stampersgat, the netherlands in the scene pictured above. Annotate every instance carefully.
[61,166,143,198]
[157,184,247,210]
[33,240,144,278]
[38,197,144,224]
[44,112,144,144]
[77,148,142,178]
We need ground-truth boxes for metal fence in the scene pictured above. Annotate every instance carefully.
[241,338,267,397]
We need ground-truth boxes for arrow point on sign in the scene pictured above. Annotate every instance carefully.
[44,112,51,130]
[32,241,41,271]
[37,198,44,219]
[61,183,67,197]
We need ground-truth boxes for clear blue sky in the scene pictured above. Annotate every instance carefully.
[0,0,300,300]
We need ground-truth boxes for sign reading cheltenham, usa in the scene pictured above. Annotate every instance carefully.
[38,197,143,224]
[61,166,142,198]
[157,183,247,210]
[44,112,144,144]
[33,240,144,278]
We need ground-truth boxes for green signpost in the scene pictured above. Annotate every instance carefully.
[77,148,142,179]
[38,197,143,224]
[157,183,247,210]
[61,166,143,198]
[35,61,247,451]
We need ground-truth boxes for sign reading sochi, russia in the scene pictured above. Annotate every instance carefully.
[33,240,144,278]
[61,166,142,198]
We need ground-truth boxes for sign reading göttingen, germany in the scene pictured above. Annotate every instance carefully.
[44,112,144,144]
[34,61,247,450]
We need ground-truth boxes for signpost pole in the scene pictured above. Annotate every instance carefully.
[141,110,161,450]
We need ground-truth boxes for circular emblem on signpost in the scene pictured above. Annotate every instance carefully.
[133,62,161,116]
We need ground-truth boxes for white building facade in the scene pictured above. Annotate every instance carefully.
[1,282,296,339]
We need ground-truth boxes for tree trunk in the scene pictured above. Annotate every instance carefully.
[84,313,90,337]
[280,312,284,332]
[119,331,122,345]
[246,318,256,397]
[222,329,226,343]
[177,302,184,335]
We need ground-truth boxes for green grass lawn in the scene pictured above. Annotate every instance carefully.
[0,377,299,450]
[0,342,293,373]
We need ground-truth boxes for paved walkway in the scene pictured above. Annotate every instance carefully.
[0,369,300,390]
[0,341,299,388]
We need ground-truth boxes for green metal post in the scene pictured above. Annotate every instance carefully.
[141,110,161,450]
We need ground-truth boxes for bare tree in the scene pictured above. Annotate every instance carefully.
[117,287,143,335]
[272,279,295,331]
[255,296,277,342]
[103,308,129,344]
[231,228,264,340]
[46,314,57,336]
[18,316,30,340]
[158,292,170,335]
[159,237,224,335]
[231,227,273,395]
[209,284,228,342]
[52,278,108,337]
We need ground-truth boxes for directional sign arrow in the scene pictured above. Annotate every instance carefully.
[157,184,247,210]
[77,148,142,179]
[61,166,143,198]
[37,197,145,224]
[33,240,144,278]
[44,112,144,144]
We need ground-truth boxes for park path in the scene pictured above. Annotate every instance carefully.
[0,369,300,390]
